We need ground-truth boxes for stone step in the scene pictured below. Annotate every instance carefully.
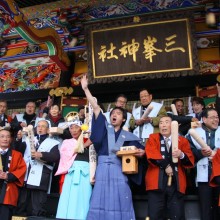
[12,217,27,220]
[12,193,201,220]
[12,217,55,220]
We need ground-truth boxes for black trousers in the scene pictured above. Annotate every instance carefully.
[198,182,220,220]
[148,185,185,220]
[15,187,47,216]
[0,204,14,220]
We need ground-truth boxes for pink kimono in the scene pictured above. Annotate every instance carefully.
[55,138,77,192]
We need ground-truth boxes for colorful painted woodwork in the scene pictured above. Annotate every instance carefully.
[0,0,70,70]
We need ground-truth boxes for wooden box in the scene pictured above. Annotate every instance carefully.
[117,149,138,174]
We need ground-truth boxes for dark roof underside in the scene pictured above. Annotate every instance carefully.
[14,0,60,8]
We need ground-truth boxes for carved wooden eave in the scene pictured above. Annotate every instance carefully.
[0,0,70,71]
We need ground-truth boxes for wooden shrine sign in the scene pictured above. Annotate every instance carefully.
[86,12,199,84]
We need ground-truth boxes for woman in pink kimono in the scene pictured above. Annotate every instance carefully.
[55,120,92,220]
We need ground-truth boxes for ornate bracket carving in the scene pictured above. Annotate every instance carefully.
[0,0,70,71]
[49,87,73,97]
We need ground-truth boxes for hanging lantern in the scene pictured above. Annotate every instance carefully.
[205,2,220,28]
[206,11,216,27]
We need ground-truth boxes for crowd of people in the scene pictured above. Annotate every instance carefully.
[0,78,220,220]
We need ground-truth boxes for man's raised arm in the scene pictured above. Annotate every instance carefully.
[81,75,100,119]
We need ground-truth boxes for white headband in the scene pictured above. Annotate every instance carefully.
[68,120,82,128]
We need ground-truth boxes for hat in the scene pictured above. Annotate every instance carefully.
[68,119,82,128]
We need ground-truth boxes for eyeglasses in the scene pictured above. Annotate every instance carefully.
[207,116,219,120]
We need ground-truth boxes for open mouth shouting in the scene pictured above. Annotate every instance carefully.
[112,117,117,123]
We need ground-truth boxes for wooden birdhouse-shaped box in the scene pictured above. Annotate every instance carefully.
[117,146,138,174]
[121,154,138,174]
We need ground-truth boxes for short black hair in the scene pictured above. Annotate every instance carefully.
[159,115,172,122]
[26,101,36,107]
[201,107,218,118]
[192,97,205,109]
[0,100,7,104]
[50,104,60,110]
[139,88,152,95]
[172,98,184,105]
[0,128,11,135]
[110,106,127,128]
[115,94,127,103]
[78,105,84,112]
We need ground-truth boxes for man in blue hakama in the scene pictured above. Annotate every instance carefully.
[81,75,145,220]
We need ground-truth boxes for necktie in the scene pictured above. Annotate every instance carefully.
[0,150,6,155]
[165,138,170,152]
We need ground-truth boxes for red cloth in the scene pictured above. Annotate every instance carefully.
[59,174,66,194]
[210,149,220,187]
[49,114,62,124]
[7,115,12,123]
[3,150,26,206]
[145,133,194,194]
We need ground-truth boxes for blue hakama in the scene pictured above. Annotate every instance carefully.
[56,161,92,220]
[86,155,135,220]
[87,113,144,220]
